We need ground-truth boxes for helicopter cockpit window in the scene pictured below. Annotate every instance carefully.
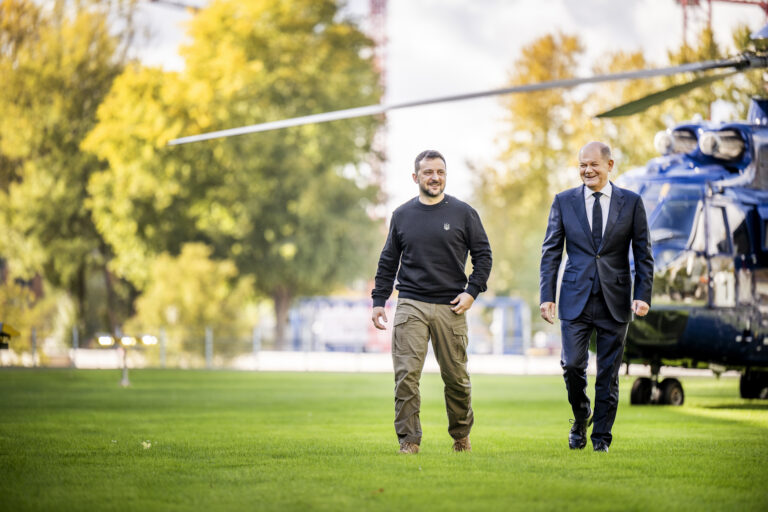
[648,191,704,269]
[652,201,707,306]
[650,198,699,247]
[642,183,702,219]
[640,183,664,214]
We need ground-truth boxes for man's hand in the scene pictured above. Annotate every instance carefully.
[450,292,475,314]
[372,306,388,330]
[632,300,650,317]
[540,302,556,324]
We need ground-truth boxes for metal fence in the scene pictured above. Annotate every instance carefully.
[1,296,535,369]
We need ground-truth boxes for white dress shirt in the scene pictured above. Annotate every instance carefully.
[584,182,612,237]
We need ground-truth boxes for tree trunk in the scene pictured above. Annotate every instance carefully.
[102,264,117,334]
[272,287,292,350]
[76,263,87,337]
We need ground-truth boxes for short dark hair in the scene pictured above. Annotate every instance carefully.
[414,150,446,172]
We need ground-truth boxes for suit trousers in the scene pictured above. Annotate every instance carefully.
[391,298,473,445]
[560,290,628,447]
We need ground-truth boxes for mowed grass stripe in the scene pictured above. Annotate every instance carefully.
[0,369,766,511]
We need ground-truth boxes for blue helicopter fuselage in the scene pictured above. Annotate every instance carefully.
[620,120,768,370]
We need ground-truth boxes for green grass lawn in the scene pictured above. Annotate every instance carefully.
[1,369,767,511]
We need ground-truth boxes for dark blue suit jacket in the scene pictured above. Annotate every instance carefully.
[539,183,653,323]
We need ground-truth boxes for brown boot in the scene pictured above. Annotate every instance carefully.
[453,436,471,452]
[399,441,420,454]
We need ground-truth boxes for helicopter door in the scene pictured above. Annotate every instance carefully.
[757,206,768,319]
[727,204,756,307]
[692,202,735,308]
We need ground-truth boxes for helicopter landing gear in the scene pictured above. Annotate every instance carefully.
[739,370,768,399]
[630,362,685,405]
[630,377,653,404]
[659,378,685,405]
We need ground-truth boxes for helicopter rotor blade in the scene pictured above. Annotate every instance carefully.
[595,71,739,118]
[168,57,754,145]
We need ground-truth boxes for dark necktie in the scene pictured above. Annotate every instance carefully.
[591,191,603,294]
[592,192,603,248]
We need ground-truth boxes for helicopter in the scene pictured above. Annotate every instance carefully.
[168,20,768,404]
[615,98,768,405]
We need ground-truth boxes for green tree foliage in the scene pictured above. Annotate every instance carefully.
[726,24,768,119]
[664,27,727,122]
[0,278,70,354]
[581,51,666,167]
[83,0,383,347]
[124,243,256,363]
[0,0,136,340]
[579,28,736,178]
[588,26,765,146]
[473,33,584,304]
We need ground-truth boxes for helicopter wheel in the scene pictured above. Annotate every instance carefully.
[740,370,768,399]
[659,378,685,406]
[630,377,653,405]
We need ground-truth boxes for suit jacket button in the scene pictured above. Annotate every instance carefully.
[596,255,601,259]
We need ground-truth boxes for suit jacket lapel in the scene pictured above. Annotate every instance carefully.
[569,186,595,250]
[600,182,625,249]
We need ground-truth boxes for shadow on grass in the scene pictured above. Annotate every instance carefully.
[701,402,768,411]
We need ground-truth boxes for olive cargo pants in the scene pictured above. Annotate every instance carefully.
[392,298,474,445]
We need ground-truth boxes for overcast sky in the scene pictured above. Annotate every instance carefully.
[134,0,766,211]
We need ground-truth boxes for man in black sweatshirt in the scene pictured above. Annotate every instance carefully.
[371,149,492,454]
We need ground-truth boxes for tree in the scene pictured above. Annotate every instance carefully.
[580,50,666,167]
[0,277,68,354]
[124,243,256,363]
[723,24,767,119]
[0,0,138,341]
[587,26,766,152]
[473,33,584,305]
[83,0,383,347]
[664,27,727,122]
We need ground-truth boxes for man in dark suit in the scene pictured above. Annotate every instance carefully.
[539,141,653,453]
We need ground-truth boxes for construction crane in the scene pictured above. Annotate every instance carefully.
[677,0,768,48]
[367,0,388,198]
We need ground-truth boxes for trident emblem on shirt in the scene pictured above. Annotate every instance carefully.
[443,223,450,230]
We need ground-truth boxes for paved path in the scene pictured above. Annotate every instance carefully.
[230,351,726,377]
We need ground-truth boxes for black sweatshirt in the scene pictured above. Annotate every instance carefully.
[371,195,493,307]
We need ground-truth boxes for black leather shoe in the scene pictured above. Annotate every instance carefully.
[593,442,609,452]
[568,419,589,450]
[568,412,593,450]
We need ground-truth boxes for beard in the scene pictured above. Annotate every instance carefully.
[420,181,445,197]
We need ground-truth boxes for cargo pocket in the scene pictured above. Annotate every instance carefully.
[392,313,411,356]
[451,323,469,363]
